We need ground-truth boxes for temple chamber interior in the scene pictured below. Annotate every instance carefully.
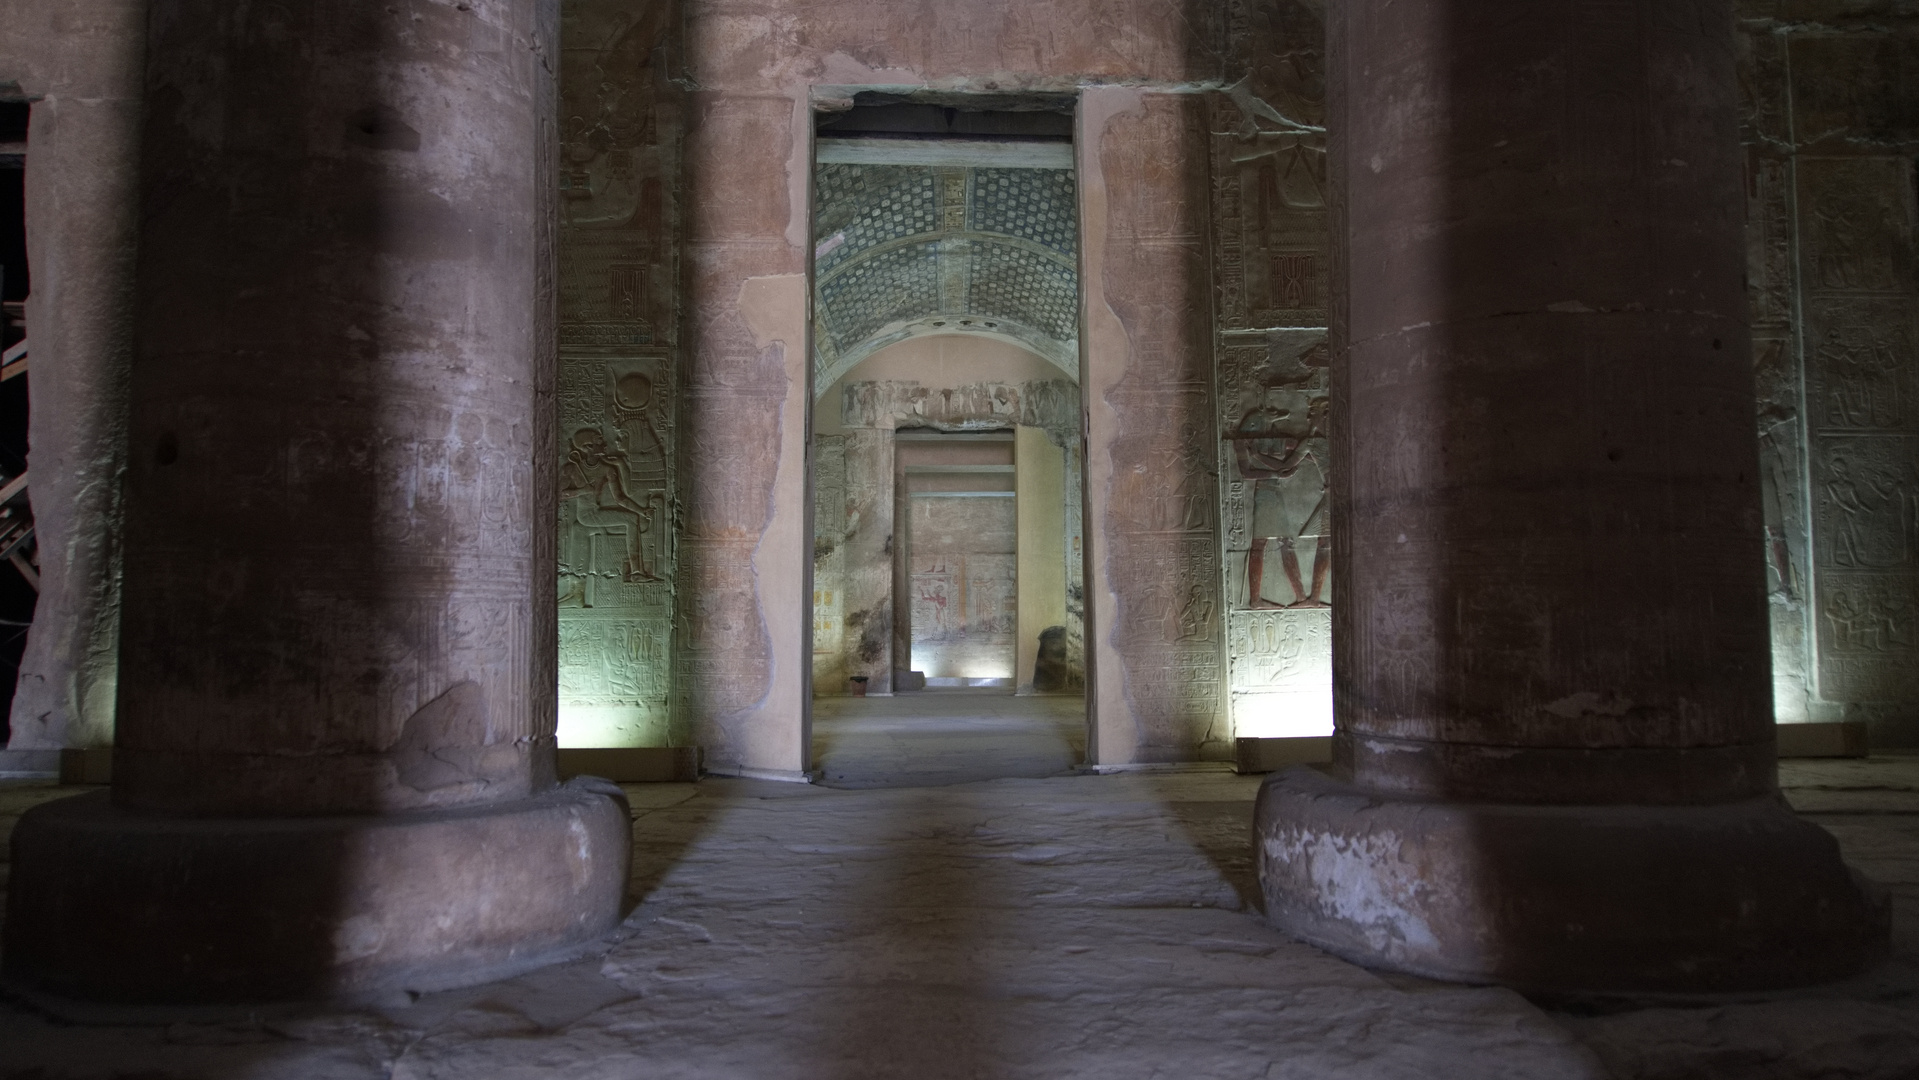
[3,1,1919,1076]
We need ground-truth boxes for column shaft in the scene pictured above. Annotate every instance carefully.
[1256,0,1886,991]
[116,0,565,815]
[2,0,629,1003]
[1334,0,1766,804]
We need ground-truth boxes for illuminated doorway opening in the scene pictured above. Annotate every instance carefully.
[806,91,1085,783]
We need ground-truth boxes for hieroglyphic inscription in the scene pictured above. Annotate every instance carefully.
[1215,329,1331,735]
[1802,158,1911,295]
[1100,93,1225,756]
[1788,32,1919,150]
[675,340,785,745]
[556,1,682,745]
[1799,156,1919,702]
[841,381,1044,431]
[674,535,772,731]
[1735,23,1790,150]
[1747,154,1795,333]
[1209,8,1334,736]
[908,496,1018,679]
[1227,608,1331,737]
[1210,8,1329,333]
[1113,529,1224,747]
[555,350,677,742]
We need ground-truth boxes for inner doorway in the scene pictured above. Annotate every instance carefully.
[900,429,1018,691]
[806,91,1086,786]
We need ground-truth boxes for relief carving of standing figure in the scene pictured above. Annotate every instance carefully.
[1826,455,1906,569]
[1229,381,1329,609]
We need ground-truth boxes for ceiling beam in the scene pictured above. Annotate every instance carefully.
[816,137,1073,170]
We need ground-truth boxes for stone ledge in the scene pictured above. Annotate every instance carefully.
[1255,766,1889,993]
[1234,736,1333,774]
[557,746,700,783]
[0,748,58,778]
[1,778,633,1004]
[1777,721,1869,758]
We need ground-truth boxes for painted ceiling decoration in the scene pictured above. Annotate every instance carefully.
[811,162,1080,395]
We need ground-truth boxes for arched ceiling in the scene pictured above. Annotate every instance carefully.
[812,162,1079,395]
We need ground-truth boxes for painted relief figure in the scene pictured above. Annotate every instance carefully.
[915,575,953,637]
[561,426,664,583]
[1228,353,1329,609]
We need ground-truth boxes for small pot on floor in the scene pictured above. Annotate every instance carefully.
[849,676,869,697]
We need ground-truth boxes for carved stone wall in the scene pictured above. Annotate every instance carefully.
[681,0,1226,772]
[1084,91,1226,763]
[555,1,683,748]
[1736,6,1919,743]
[547,0,1919,771]
[1207,0,1335,741]
[909,495,1018,679]
[828,375,1080,694]
[1217,331,1331,737]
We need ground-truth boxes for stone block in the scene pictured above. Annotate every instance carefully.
[557,746,701,783]
[1233,736,1332,774]
[0,748,57,778]
[56,747,111,785]
[1776,720,1871,758]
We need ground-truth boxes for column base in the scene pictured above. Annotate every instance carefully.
[2,778,633,1004]
[1255,767,1889,992]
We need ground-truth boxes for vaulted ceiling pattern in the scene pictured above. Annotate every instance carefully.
[812,163,1079,393]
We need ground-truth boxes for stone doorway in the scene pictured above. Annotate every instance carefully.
[807,91,1087,777]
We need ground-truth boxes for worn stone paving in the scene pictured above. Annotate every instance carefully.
[811,689,1086,788]
[1,717,1917,1079]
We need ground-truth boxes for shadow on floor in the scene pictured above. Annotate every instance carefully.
[0,776,722,1080]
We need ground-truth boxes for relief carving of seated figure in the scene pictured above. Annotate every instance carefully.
[561,426,661,582]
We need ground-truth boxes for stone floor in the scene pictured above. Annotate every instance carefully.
[813,688,1085,788]
[0,699,1916,1079]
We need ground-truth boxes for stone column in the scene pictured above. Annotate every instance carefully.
[0,0,145,772]
[2,0,629,1002]
[841,424,896,694]
[890,446,913,687]
[1256,0,1886,990]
